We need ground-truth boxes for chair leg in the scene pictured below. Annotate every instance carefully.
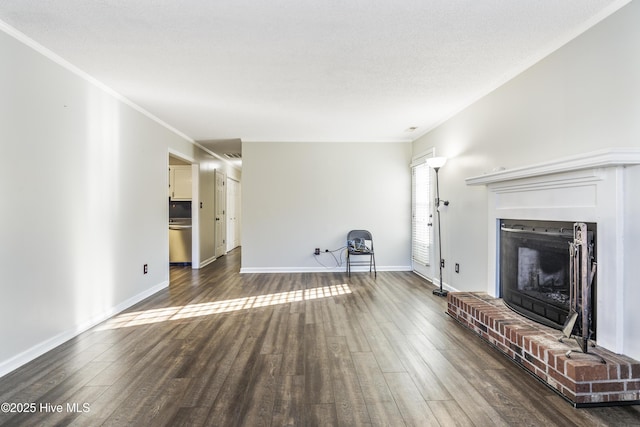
[347,253,377,277]
[372,254,377,278]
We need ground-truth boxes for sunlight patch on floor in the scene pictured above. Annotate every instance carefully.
[96,283,352,330]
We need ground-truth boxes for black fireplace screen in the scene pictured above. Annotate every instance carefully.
[499,220,596,334]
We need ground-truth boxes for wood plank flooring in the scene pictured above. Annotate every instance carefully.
[1,248,639,426]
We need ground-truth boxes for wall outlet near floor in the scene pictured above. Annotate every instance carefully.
[314,248,320,255]
[455,263,460,273]
[440,259,445,268]
[143,264,148,274]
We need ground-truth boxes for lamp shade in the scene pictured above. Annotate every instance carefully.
[426,156,447,169]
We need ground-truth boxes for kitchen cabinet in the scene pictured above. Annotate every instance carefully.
[169,165,192,200]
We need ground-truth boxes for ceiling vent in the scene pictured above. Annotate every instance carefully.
[224,153,242,159]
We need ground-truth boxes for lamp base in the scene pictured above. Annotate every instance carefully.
[433,288,449,297]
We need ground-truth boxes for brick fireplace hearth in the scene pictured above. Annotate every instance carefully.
[447,292,640,406]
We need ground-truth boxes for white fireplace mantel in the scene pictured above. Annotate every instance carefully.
[466,148,640,358]
[466,147,640,186]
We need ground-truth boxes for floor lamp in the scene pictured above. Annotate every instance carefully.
[426,156,449,297]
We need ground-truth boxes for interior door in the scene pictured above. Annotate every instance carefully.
[215,170,227,257]
[226,178,241,251]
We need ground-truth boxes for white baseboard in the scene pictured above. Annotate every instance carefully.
[198,255,217,269]
[0,280,169,379]
[414,272,458,293]
[239,265,412,274]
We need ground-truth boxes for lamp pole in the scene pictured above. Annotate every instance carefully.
[432,166,448,297]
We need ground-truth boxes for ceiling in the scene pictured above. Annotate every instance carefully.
[0,1,629,158]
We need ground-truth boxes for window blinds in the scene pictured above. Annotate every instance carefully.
[411,160,431,266]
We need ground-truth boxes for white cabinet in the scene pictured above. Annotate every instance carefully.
[169,165,192,200]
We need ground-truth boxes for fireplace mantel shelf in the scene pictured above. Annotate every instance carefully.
[466,147,640,186]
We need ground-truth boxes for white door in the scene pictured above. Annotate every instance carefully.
[226,178,241,251]
[215,170,227,257]
[411,150,435,279]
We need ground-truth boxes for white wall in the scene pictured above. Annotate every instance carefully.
[412,2,640,359]
[623,165,640,360]
[193,154,241,267]
[241,141,412,272]
[0,26,227,376]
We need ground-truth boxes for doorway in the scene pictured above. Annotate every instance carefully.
[168,152,199,268]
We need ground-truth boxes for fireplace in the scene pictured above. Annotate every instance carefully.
[459,149,640,404]
[465,148,640,360]
[499,220,596,337]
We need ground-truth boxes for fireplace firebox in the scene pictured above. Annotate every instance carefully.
[499,220,596,336]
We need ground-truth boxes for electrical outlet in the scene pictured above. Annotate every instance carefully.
[143,264,148,274]
[314,248,320,255]
[455,263,460,273]
[441,259,445,268]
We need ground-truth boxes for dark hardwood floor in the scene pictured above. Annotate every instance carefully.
[1,248,639,426]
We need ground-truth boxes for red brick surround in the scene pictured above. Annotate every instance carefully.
[447,292,640,406]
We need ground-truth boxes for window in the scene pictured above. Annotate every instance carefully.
[411,151,434,276]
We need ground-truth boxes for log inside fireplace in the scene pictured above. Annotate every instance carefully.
[499,219,596,338]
